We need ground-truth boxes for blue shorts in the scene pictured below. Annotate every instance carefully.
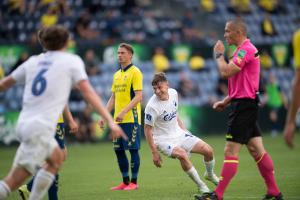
[55,123,65,149]
[113,123,141,150]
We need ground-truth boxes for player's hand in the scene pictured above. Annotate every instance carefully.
[213,100,226,112]
[108,122,128,141]
[69,120,79,134]
[283,122,295,149]
[116,111,126,123]
[98,119,106,129]
[214,40,225,54]
[152,151,162,168]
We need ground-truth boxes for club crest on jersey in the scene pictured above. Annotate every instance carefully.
[146,114,152,121]
[163,111,176,121]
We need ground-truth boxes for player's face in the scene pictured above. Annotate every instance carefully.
[118,47,132,66]
[153,81,169,100]
[224,22,238,45]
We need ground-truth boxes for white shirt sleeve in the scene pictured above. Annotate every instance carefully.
[71,56,88,85]
[144,105,158,127]
[11,57,32,84]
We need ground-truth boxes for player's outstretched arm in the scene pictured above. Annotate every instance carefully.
[0,76,16,92]
[77,80,127,140]
[144,124,162,168]
[283,69,300,148]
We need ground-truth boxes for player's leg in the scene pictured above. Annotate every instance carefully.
[29,141,64,200]
[172,147,210,194]
[124,123,141,190]
[190,139,219,185]
[247,136,283,199]
[213,141,241,199]
[0,166,31,199]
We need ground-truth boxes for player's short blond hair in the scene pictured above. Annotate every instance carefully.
[119,43,134,55]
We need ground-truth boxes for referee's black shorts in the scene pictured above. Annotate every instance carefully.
[226,98,262,144]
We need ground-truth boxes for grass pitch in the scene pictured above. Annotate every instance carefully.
[1,134,299,200]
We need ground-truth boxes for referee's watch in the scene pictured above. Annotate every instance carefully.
[215,53,224,59]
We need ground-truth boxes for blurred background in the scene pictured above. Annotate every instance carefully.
[0,0,299,145]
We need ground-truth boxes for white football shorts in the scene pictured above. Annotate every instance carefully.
[13,134,58,174]
[155,132,201,157]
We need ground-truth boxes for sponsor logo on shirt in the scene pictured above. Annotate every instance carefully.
[163,111,177,121]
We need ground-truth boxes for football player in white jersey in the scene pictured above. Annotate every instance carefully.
[144,72,219,195]
[0,25,125,200]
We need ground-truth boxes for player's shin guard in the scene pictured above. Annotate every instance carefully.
[215,156,239,199]
[255,153,280,196]
[0,181,11,199]
[48,174,59,200]
[29,169,55,200]
[115,150,129,184]
[129,149,140,184]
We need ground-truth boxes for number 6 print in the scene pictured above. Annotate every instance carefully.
[31,69,48,96]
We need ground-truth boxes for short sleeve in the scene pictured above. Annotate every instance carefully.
[144,106,157,127]
[11,58,32,84]
[71,56,88,85]
[132,68,143,91]
[231,49,251,69]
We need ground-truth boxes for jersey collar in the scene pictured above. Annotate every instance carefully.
[120,63,133,72]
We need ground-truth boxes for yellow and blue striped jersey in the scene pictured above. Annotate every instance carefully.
[111,64,143,124]
[57,114,64,124]
[293,29,300,69]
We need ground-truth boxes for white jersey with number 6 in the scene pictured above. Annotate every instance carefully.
[11,51,88,140]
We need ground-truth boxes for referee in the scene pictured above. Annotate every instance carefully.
[196,19,283,200]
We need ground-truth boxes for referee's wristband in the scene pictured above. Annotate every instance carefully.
[214,53,224,59]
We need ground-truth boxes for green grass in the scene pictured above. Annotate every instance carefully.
[1,134,300,200]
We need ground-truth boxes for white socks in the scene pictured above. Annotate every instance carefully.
[29,169,55,200]
[204,158,215,176]
[0,181,11,200]
[186,166,210,193]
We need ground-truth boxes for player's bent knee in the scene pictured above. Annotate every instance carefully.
[173,148,188,160]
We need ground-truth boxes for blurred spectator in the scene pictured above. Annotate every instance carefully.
[182,11,203,42]
[261,13,277,36]
[74,105,97,143]
[200,0,215,13]
[83,49,101,76]
[258,0,286,14]
[82,0,104,15]
[40,5,59,27]
[189,53,205,71]
[176,71,200,98]
[35,0,71,16]
[265,73,288,136]
[228,0,251,14]
[6,0,25,15]
[152,47,170,72]
[74,11,100,40]
[260,49,273,69]
[8,51,29,74]
[105,10,121,41]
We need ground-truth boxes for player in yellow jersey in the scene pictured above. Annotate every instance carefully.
[18,105,78,200]
[100,43,143,190]
[283,28,300,148]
